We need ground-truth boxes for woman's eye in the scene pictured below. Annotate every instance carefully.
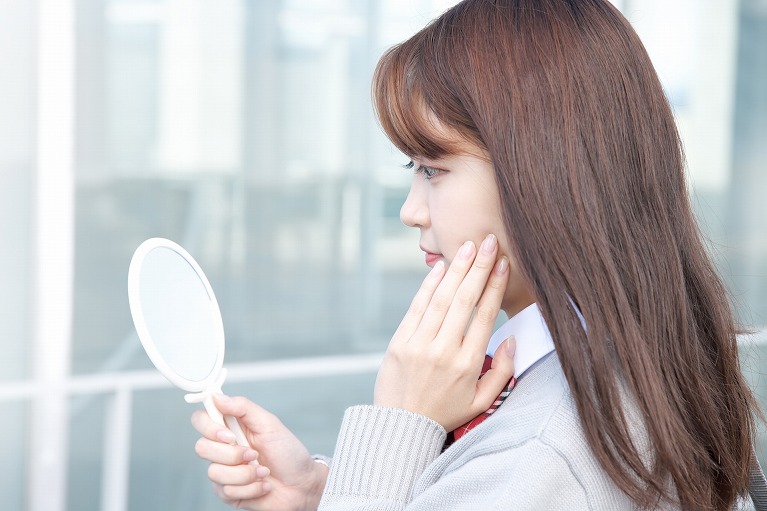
[416,165,440,180]
[403,160,442,180]
[420,166,439,179]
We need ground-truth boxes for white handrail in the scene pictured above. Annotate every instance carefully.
[3,334,764,510]
[0,352,384,400]
[0,351,383,510]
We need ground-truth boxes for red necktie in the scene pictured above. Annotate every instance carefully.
[444,355,516,449]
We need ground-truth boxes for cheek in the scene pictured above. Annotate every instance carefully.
[434,178,505,258]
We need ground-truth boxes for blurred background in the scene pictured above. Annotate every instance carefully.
[0,0,765,510]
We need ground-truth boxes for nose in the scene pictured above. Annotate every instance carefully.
[400,180,429,228]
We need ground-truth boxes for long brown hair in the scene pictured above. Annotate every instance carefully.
[372,1,758,509]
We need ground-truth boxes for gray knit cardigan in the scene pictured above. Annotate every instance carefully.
[318,352,688,510]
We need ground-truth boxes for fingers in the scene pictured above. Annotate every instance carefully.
[192,397,267,467]
[212,394,283,436]
[213,480,273,504]
[413,240,481,340]
[212,394,261,420]
[196,430,272,500]
[195,436,257,466]
[191,408,237,444]
[391,260,446,344]
[474,336,516,412]
[208,459,269,486]
[394,233,504,351]
[430,235,504,345]
[458,255,509,355]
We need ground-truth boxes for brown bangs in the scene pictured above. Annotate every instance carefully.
[371,28,483,160]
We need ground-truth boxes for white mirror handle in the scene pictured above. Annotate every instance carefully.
[201,395,250,447]
[201,394,226,425]
[185,369,250,447]
[224,413,249,447]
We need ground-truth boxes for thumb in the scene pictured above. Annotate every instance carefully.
[212,394,275,432]
[473,336,516,411]
[212,394,252,415]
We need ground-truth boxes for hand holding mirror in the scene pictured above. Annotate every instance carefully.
[128,237,248,447]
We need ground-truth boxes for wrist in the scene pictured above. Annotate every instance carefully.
[304,457,329,510]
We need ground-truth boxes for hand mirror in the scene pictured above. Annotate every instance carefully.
[128,237,248,446]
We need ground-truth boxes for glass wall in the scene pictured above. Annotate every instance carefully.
[0,0,37,509]
[0,1,765,510]
[70,0,444,376]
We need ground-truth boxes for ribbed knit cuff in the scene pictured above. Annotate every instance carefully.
[322,405,447,505]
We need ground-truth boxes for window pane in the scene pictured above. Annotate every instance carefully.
[1,1,763,510]
[71,0,455,376]
[0,0,35,382]
[0,0,35,505]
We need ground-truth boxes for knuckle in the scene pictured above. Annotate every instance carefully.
[425,343,449,365]
[190,409,202,428]
[407,300,427,317]
[449,259,469,275]
[386,343,406,363]
[219,483,236,500]
[474,303,499,325]
[194,438,207,457]
[472,255,493,270]
[400,341,420,360]
[208,463,221,482]
[430,294,451,313]
[452,355,474,374]
[388,342,416,367]
[455,291,477,311]
[486,272,507,290]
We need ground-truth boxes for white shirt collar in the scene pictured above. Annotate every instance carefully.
[486,303,556,379]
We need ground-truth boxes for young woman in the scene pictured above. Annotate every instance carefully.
[192,0,760,509]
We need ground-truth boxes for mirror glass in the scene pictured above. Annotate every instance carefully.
[130,241,222,386]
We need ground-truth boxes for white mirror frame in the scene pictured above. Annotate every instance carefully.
[127,237,226,393]
[128,237,249,446]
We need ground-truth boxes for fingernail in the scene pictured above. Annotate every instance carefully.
[496,257,509,274]
[255,465,270,478]
[214,393,231,402]
[243,449,258,462]
[459,241,474,259]
[480,234,497,254]
[262,481,273,492]
[506,336,516,358]
[430,259,445,275]
[217,429,236,444]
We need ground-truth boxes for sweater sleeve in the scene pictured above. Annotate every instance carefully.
[318,405,447,511]
[317,406,605,511]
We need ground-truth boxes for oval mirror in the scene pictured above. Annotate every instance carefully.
[128,238,247,445]
[128,238,224,391]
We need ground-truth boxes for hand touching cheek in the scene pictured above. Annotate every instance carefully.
[375,235,516,431]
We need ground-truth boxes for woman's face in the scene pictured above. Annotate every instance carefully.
[400,142,535,317]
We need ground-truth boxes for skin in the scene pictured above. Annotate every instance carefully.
[191,138,535,511]
[400,145,535,318]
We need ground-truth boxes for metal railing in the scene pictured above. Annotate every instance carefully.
[0,352,383,511]
[5,333,765,511]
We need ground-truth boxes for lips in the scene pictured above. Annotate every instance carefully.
[421,246,443,267]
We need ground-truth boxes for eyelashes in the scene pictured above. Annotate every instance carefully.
[404,160,441,180]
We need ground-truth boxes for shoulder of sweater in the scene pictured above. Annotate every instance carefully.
[440,353,616,486]
[448,352,598,471]
[431,353,634,506]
